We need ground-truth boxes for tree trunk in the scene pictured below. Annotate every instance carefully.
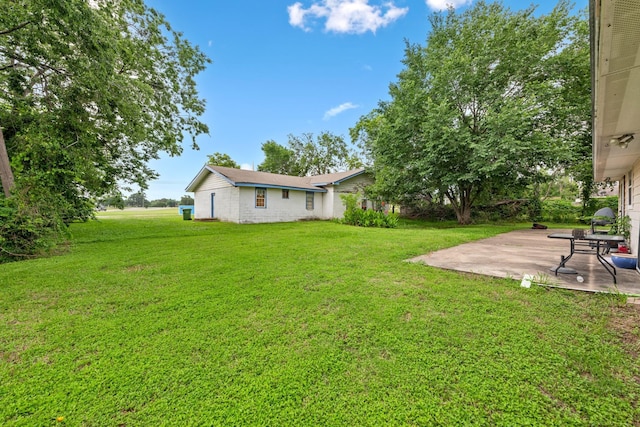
[0,127,15,197]
[455,203,473,225]
[447,186,474,225]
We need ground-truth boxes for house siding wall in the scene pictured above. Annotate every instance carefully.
[329,174,374,218]
[193,173,239,222]
[237,187,324,223]
[322,186,334,219]
[190,171,374,224]
[625,160,640,256]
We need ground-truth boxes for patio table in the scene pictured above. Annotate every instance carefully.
[547,233,625,284]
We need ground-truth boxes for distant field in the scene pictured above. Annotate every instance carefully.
[1,213,639,425]
[96,207,178,219]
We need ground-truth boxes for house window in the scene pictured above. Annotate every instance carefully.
[306,192,314,210]
[282,189,289,199]
[255,188,266,208]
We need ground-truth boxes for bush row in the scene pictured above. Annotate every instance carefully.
[387,196,620,224]
[340,194,398,228]
[540,196,618,223]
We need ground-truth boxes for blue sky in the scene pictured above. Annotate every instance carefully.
[143,0,587,200]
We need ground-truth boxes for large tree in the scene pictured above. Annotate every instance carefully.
[0,0,209,258]
[544,12,593,213]
[353,1,587,224]
[206,152,240,169]
[257,140,300,175]
[258,131,361,176]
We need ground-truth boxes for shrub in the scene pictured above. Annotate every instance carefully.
[399,203,457,221]
[340,194,398,228]
[540,199,582,223]
[583,196,618,217]
[0,187,70,263]
[472,199,532,222]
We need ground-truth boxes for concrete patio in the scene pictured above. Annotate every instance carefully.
[409,228,640,295]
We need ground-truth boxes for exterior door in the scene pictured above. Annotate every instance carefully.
[210,193,215,218]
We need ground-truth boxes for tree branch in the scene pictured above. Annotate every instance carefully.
[0,20,32,36]
[0,49,68,76]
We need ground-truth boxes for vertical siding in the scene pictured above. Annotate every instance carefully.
[237,187,324,223]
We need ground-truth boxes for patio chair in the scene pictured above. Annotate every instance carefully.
[590,207,617,254]
[572,228,594,253]
[590,207,615,235]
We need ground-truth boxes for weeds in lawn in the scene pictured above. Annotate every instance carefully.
[0,211,638,425]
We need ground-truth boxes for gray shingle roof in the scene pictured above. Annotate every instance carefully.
[186,165,366,192]
[309,169,366,185]
[209,166,319,190]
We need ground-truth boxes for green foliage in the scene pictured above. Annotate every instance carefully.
[0,0,210,256]
[397,201,457,221]
[541,199,582,223]
[471,199,532,222]
[0,213,638,424]
[206,152,240,168]
[526,197,543,222]
[258,132,361,176]
[352,1,589,225]
[99,193,125,209]
[549,15,594,212]
[340,193,398,228]
[125,192,149,208]
[610,215,631,241]
[2,0,210,195]
[548,196,619,225]
[583,196,618,217]
[180,195,194,205]
[0,186,69,262]
[257,140,299,175]
[148,198,178,208]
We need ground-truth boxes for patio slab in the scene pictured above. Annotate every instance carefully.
[408,228,640,295]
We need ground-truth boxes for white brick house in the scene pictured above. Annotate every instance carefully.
[185,166,373,223]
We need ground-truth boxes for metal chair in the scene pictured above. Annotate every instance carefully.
[590,207,615,235]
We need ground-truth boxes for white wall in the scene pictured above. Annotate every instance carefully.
[626,160,640,256]
[192,171,374,223]
[237,187,324,223]
[193,173,239,222]
[322,186,334,219]
[329,174,375,218]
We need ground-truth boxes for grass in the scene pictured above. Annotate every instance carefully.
[1,209,639,425]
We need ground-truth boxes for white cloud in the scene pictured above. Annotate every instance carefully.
[208,40,213,47]
[288,0,408,34]
[288,3,311,31]
[240,163,253,170]
[425,0,472,11]
[324,102,358,120]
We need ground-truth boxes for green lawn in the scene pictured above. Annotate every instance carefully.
[1,210,639,426]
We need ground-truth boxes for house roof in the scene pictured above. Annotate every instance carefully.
[185,165,366,193]
[309,169,366,186]
[591,0,640,181]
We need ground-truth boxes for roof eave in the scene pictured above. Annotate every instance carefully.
[184,165,211,192]
[236,183,326,192]
[312,169,367,187]
[185,165,237,192]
